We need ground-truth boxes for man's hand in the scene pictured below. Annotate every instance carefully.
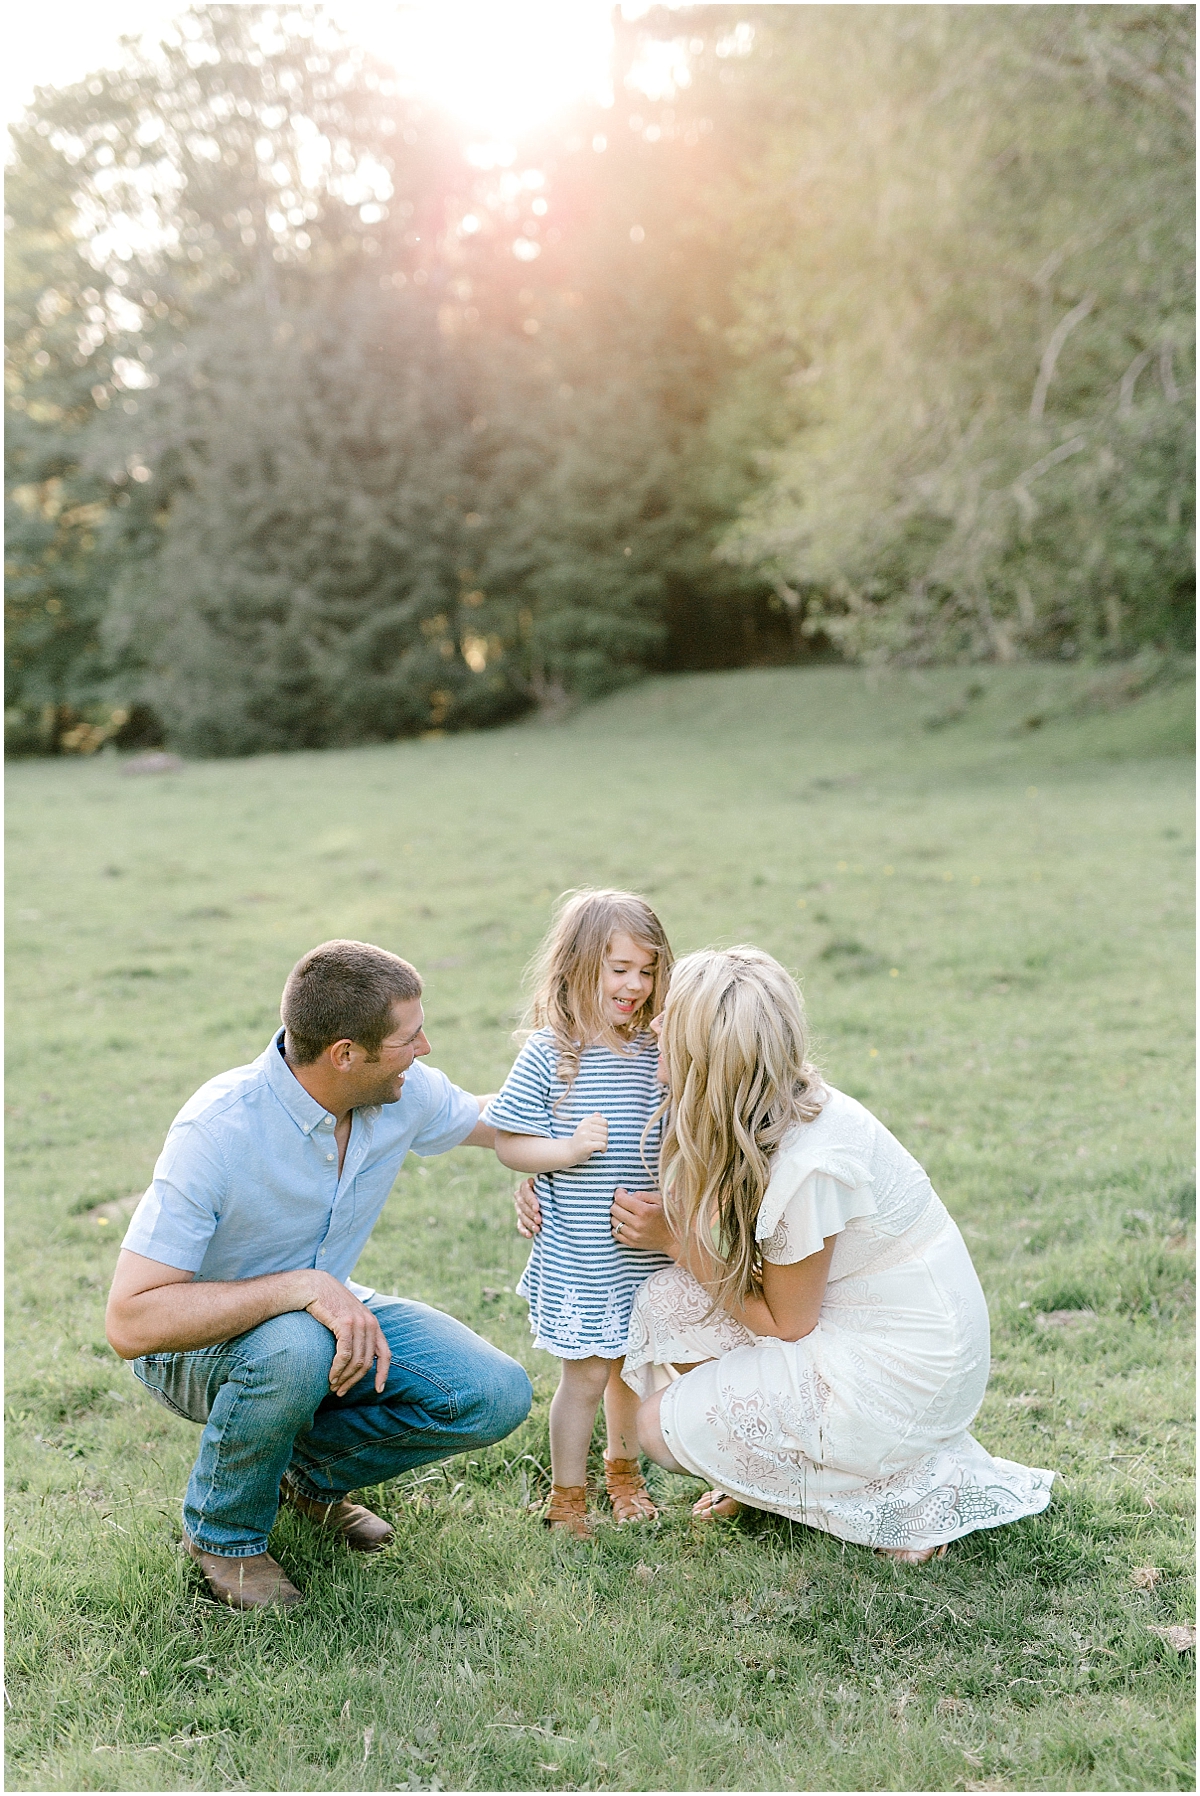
[514,1178,542,1238]
[303,1273,392,1396]
[569,1112,608,1163]
[611,1186,677,1255]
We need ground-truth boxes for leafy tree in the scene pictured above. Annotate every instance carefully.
[9,3,1189,758]
[5,2,468,749]
[102,273,764,751]
[4,103,136,751]
[8,4,786,752]
[712,4,1194,660]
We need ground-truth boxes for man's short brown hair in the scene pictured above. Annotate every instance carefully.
[281,940,422,1065]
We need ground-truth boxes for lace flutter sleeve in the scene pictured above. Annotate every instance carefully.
[757,1137,878,1265]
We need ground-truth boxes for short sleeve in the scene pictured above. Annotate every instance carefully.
[756,1130,878,1265]
[407,1064,484,1157]
[760,1171,877,1264]
[122,1121,227,1272]
[482,1035,558,1138]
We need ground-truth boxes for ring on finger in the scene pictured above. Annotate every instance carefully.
[614,1221,624,1236]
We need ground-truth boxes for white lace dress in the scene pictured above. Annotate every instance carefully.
[622,1088,1054,1552]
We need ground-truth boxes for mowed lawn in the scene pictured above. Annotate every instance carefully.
[5,661,1195,1793]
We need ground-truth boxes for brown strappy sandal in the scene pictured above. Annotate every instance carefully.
[603,1456,658,1524]
[543,1483,592,1538]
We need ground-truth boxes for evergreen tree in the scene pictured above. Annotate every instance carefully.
[5,2,467,749]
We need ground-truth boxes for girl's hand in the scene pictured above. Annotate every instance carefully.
[513,1178,542,1238]
[611,1186,677,1255]
[569,1112,608,1162]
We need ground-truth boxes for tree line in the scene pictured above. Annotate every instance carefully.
[5,4,1193,757]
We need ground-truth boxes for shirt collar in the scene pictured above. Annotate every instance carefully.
[263,1029,337,1136]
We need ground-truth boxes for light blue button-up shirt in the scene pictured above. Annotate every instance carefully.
[122,1030,480,1296]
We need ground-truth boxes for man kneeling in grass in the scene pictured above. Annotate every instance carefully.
[106,939,533,1611]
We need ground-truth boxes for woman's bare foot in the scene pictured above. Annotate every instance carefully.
[692,1488,742,1521]
[875,1543,948,1564]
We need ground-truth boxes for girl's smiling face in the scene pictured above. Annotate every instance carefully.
[601,932,658,1032]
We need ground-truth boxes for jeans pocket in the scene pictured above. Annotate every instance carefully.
[133,1351,232,1425]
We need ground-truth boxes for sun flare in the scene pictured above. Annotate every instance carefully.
[341,0,616,140]
[4,1,620,136]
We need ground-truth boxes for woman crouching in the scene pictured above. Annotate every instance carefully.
[616,946,1054,1562]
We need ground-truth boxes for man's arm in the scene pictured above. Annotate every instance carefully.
[105,1251,392,1396]
[458,1094,499,1149]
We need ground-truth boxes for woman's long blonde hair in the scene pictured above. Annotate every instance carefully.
[524,889,673,1088]
[657,947,825,1314]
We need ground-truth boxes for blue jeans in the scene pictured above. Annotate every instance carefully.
[132,1295,533,1557]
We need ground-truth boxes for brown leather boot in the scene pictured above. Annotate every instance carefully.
[603,1456,658,1523]
[279,1476,395,1552]
[543,1483,592,1538]
[184,1535,303,1609]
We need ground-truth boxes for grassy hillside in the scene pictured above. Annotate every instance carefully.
[5,659,1195,1791]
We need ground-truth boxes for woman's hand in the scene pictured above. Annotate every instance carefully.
[611,1186,677,1255]
[513,1178,542,1238]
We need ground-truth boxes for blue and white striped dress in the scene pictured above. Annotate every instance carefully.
[484,1029,674,1358]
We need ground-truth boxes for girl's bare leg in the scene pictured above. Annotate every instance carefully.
[602,1361,658,1520]
[548,1356,611,1487]
[602,1360,642,1460]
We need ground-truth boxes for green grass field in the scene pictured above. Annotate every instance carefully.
[6,659,1195,1792]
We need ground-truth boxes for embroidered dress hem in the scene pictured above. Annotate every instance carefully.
[624,1202,1055,1552]
[658,1387,1054,1549]
[516,1258,658,1361]
[527,1335,634,1360]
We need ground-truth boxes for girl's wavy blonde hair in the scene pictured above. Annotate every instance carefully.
[525,889,673,1088]
[657,946,825,1314]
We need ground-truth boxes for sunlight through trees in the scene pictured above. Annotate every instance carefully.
[5,5,1193,756]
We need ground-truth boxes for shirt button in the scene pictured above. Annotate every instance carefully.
[325,1115,335,1126]
[326,1153,335,1162]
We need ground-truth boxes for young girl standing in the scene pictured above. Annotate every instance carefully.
[484,890,674,1536]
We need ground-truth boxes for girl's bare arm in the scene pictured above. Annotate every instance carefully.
[494,1114,608,1174]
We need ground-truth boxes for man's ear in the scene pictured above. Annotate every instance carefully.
[327,1038,357,1071]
